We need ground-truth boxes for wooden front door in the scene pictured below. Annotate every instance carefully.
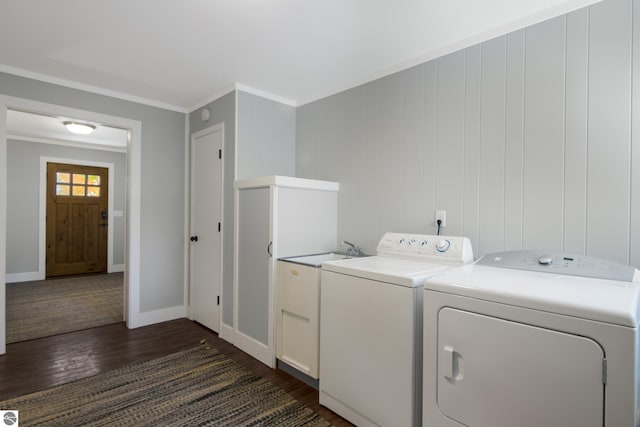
[46,163,108,277]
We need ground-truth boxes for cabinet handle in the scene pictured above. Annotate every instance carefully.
[267,241,273,257]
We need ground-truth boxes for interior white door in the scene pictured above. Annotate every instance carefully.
[190,125,223,332]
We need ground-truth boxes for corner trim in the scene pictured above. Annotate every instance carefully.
[235,84,297,107]
[219,322,234,343]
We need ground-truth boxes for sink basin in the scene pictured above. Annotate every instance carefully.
[327,253,353,261]
[331,251,369,258]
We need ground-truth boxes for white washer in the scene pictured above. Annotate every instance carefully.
[423,251,640,427]
[320,232,473,427]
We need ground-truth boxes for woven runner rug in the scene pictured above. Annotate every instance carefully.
[0,343,329,427]
[6,273,123,343]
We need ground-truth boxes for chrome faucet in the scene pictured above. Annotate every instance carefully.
[341,240,362,256]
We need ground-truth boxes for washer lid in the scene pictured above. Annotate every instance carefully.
[322,256,449,287]
[424,264,640,327]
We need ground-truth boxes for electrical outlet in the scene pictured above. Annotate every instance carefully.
[435,210,446,227]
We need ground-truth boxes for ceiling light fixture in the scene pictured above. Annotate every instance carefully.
[63,121,96,135]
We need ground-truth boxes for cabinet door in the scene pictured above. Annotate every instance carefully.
[276,261,320,378]
[437,308,604,427]
[235,187,273,365]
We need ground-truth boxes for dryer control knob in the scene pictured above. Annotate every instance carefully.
[538,255,553,265]
[436,239,450,253]
[408,239,416,246]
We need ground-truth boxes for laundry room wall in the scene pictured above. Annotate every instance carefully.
[189,91,236,329]
[188,89,295,333]
[236,90,296,180]
[296,0,640,268]
[0,72,186,315]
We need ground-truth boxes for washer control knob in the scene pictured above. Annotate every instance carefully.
[436,239,451,253]
[420,240,428,247]
[399,238,405,245]
[538,255,553,265]
[408,239,416,246]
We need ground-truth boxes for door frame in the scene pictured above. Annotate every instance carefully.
[188,123,225,330]
[40,158,118,279]
[0,95,143,355]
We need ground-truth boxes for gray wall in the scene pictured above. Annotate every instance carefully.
[189,91,236,327]
[189,90,297,329]
[297,0,640,268]
[6,140,126,274]
[236,91,296,179]
[1,72,186,312]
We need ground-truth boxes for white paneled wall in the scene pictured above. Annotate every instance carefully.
[587,0,632,263]
[633,0,640,270]
[479,36,507,255]
[564,8,589,255]
[297,0,640,267]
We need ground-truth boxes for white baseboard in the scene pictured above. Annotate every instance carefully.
[8,266,124,283]
[220,322,234,343]
[109,264,125,273]
[127,305,187,329]
[6,271,40,283]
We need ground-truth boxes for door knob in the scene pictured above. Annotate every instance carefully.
[190,236,198,242]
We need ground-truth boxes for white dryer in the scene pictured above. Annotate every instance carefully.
[320,232,473,427]
[423,251,640,427]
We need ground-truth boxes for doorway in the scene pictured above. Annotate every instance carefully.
[46,162,109,277]
[6,129,124,342]
[0,95,144,355]
[5,114,125,343]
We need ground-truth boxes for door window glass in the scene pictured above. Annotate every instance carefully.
[56,172,101,197]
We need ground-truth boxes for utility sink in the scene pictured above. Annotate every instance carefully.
[279,251,368,268]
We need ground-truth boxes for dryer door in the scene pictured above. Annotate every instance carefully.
[437,308,604,427]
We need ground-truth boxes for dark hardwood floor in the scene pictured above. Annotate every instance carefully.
[0,319,352,426]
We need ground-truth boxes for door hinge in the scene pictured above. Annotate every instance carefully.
[218,222,221,232]
[602,358,607,384]
[217,295,220,305]
[218,149,222,159]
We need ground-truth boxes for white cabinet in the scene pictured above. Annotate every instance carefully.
[276,260,321,378]
[233,176,338,367]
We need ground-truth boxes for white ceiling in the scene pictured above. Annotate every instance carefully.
[6,110,128,150]
[0,0,600,112]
